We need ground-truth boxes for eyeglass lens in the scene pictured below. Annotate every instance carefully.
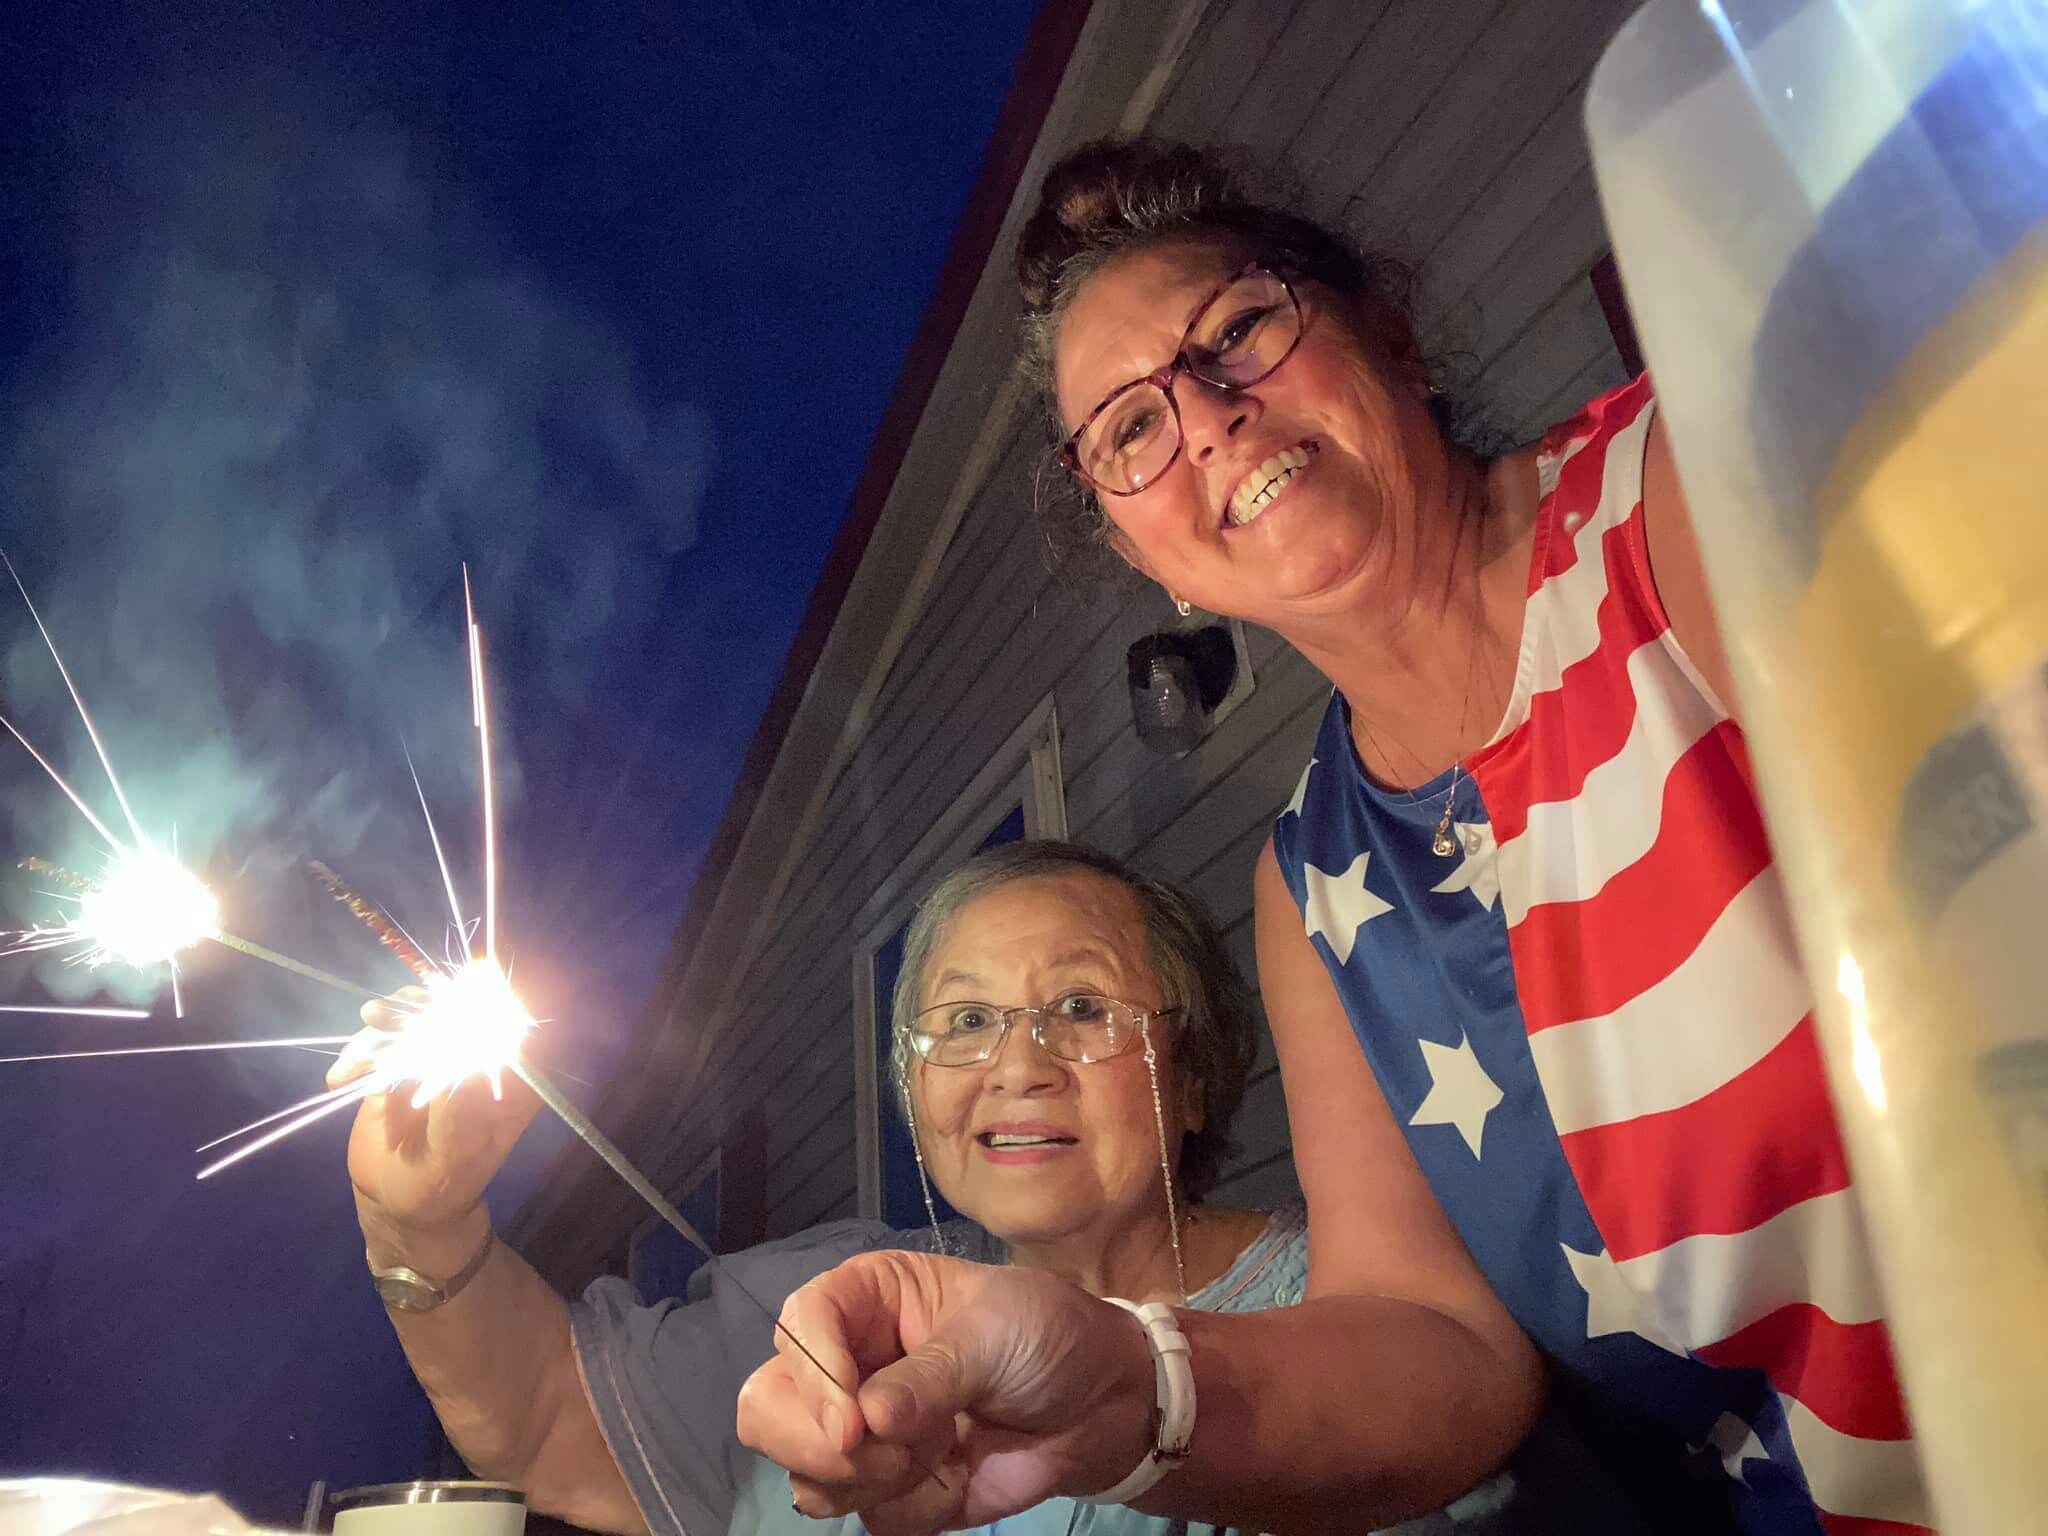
[914,994,1138,1066]
[1073,269,1301,495]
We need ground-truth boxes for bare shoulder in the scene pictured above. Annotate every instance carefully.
[1640,410,1740,715]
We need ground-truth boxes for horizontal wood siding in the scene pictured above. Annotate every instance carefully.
[524,0,1640,1284]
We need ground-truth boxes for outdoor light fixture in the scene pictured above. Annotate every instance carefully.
[1127,624,1238,756]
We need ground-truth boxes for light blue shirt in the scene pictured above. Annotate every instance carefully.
[566,1204,1677,1535]
[571,1207,1323,1536]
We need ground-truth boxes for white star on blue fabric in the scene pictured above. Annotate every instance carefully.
[1694,1412,1770,1485]
[1561,1243,1686,1356]
[1408,1031,1504,1157]
[1284,757,1316,819]
[1301,850,1392,966]
[1429,819,1499,910]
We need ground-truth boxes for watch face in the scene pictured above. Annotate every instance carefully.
[374,1271,443,1313]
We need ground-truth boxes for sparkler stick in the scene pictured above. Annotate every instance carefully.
[18,856,92,890]
[507,1057,913,1466]
[207,932,385,1003]
[308,861,434,980]
[510,1061,721,1260]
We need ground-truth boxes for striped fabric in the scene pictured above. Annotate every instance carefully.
[1272,377,1930,1536]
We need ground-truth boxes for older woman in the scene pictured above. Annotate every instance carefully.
[736,142,1929,1536]
[339,841,1545,1535]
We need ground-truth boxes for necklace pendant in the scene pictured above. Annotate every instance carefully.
[1432,803,1458,858]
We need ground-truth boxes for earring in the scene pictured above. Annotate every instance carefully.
[1171,595,1193,618]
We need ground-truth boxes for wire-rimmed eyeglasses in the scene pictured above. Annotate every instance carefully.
[1061,262,1304,498]
[908,992,1181,1069]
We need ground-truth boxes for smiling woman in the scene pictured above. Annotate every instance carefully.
[885,843,1260,1300]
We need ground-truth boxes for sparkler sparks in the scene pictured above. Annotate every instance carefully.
[197,566,533,1175]
[0,564,368,1019]
[66,843,220,968]
[384,961,536,1108]
[0,561,915,1477]
[0,557,220,1014]
[5,846,219,975]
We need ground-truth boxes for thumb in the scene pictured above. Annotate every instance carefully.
[857,1330,975,1447]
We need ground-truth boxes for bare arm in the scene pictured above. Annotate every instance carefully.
[1136,843,1542,1528]
[743,842,1543,1534]
[336,1019,645,1535]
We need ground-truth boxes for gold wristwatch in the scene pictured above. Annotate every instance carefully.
[370,1227,496,1314]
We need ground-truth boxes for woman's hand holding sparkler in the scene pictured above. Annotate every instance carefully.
[330,986,540,1272]
[329,987,647,1535]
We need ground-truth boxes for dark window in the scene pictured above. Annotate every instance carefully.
[631,1163,721,1304]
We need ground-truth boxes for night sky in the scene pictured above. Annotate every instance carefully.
[0,0,1044,1517]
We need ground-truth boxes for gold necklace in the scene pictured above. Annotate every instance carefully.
[1361,629,1485,859]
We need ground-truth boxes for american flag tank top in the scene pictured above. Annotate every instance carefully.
[1270,377,1930,1536]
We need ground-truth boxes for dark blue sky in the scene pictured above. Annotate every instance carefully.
[0,0,1044,1516]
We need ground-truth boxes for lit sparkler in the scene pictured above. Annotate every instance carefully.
[6,844,222,971]
[0,561,899,1459]
[197,572,899,1460]
[0,560,384,1020]
[196,564,538,1177]
[0,556,218,1013]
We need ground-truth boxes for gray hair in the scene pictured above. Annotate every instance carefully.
[887,839,1259,1201]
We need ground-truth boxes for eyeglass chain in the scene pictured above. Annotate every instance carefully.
[904,1014,1190,1302]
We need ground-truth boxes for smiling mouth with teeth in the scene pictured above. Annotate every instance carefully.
[1228,441,1318,527]
[979,1132,1076,1147]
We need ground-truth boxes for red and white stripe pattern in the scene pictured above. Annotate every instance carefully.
[1468,377,1930,1535]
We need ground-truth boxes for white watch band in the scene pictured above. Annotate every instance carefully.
[1080,1297,1196,1506]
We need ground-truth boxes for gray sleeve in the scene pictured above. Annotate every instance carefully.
[570,1275,743,1536]
[566,1221,908,1536]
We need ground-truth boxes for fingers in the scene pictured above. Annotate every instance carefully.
[743,1357,958,1530]
[741,1359,925,1491]
[330,986,431,1089]
[790,1463,962,1536]
[774,1264,885,1445]
[359,983,428,1033]
[426,1071,537,1162]
[857,1337,973,1454]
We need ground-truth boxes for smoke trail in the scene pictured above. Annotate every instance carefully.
[0,98,711,1035]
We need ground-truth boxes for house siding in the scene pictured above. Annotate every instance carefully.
[517,0,1640,1285]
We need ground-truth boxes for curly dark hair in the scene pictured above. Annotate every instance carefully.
[888,839,1260,1202]
[1013,137,1485,582]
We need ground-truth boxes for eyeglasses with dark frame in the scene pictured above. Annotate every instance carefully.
[1060,262,1305,498]
[908,992,1183,1069]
